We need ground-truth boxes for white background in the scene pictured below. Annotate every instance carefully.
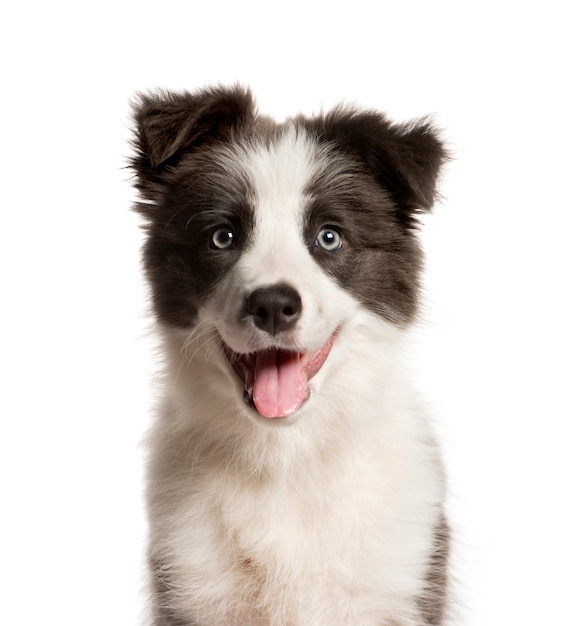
[1,1,567,624]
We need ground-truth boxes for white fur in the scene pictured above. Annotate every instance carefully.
[146,129,445,625]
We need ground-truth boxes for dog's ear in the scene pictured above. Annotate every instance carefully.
[303,109,447,225]
[131,85,255,190]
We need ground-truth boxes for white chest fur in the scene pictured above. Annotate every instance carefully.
[147,351,444,626]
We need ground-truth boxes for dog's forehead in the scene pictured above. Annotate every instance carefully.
[221,127,328,230]
[240,128,323,193]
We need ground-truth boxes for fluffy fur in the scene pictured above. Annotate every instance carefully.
[131,85,449,625]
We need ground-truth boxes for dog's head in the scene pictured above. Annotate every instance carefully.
[131,85,446,421]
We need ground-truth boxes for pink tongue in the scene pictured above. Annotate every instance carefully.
[253,351,309,418]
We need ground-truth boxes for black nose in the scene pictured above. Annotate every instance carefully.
[246,284,302,335]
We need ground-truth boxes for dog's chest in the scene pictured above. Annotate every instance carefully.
[161,447,428,625]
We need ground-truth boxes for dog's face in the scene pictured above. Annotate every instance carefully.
[132,86,445,421]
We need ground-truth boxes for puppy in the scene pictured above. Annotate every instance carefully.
[131,85,449,625]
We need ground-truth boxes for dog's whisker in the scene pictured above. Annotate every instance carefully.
[177,319,227,371]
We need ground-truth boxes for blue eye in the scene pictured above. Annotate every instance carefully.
[315,227,343,252]
[211,227,235,249]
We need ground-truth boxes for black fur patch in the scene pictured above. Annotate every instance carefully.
[298,108,446,227]
[301,155,423,322]
[298,109,446,323]
[131,86,257,327]
[139,155,255,327]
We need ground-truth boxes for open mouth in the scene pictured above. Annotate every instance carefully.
[222,333,336,419]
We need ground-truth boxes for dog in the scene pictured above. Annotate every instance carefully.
[131,85,449,626]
